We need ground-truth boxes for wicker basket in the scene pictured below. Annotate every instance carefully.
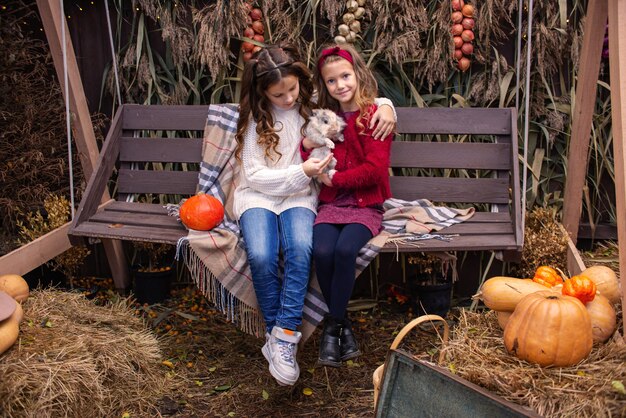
[373,314,450,410]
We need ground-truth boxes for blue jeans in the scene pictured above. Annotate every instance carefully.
[240,207,315,333]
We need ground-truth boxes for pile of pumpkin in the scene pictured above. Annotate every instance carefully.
[241,2,265,62]
[0,274,29,355]
[476,265,620,367]
[451,0,475,72]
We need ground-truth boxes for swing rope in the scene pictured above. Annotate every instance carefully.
[104,0,133,203]
[104,0,123,107]
[515,0,534,233]
[60,0,75,219]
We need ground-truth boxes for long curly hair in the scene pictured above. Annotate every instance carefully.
[235,44,314,162]
[314,43,377,133]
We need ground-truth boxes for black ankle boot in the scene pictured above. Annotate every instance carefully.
[317,315,342,368]
[339,318,361,361]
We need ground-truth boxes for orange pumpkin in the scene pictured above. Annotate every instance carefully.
[585,295,616,343]
[562,275,597,304]
[532,266,563,288]
[179,193,224,231]
[504,291,592,367]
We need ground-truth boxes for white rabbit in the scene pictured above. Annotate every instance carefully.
[305,109,346,172]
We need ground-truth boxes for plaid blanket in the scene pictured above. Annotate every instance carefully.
[176,104,475,342]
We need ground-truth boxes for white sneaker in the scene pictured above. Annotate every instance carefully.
[261,326,301,386]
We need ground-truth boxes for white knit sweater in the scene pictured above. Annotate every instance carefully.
[233,104,318,219]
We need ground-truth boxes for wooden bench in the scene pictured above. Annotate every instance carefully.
[70,105,522,259]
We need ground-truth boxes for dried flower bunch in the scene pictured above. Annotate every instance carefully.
[16,195,90,282]
[132,241,173,273]
[407,252,456,284]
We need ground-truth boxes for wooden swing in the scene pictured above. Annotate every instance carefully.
[69,104,523,259]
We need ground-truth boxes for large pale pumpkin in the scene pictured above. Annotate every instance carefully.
[504,291,592,367]
[179,193,224,231]
[586,295,616,343]
[496,310,513,330]
[0,274,29,302]
[11,302,23,323]
[0,290,17,322]
[476,277,547,311]
[0,317,19,355]
[580,266,621,305]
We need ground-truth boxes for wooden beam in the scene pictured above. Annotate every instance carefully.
[36,0,130,290]
[607,0,626,340]
[0,223,72,276]
[566,236,586,277]
[562,0,608,243]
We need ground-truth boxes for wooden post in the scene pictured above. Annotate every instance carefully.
[562,0,608,243]
[607,0,626,339]
[37,0,130,289]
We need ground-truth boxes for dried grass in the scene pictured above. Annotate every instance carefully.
[192,1,249,82]
[443,309,626,417]
[0,290,177,417]
[512,207,569,279]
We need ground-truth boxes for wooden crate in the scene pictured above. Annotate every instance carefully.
[375,349,541,418]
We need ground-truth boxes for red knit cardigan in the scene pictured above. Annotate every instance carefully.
[303,105,393,207]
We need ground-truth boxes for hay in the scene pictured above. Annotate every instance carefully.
[0,290,178,417]
[441,309,626,417]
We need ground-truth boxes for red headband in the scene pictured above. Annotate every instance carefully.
[317,46,354,71]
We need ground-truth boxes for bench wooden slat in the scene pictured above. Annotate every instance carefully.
[89,209,183,229]
[389,177,511,204]
[117,169,199,195]
[460,212,512,223]
[390,142,511,169]
[119,138,204,163]
[106,201,178,215]
[396,108,512,135]
[122,105,210,131]
[72,221,185,245]
[380,233,519,253]
[433,222,513,235]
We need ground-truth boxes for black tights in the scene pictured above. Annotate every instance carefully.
[313,223,373,320]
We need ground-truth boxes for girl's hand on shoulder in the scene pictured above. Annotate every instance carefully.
[302,153,332,177]
[370,105,396,140]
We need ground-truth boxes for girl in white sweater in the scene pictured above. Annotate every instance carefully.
[233,44,394,386]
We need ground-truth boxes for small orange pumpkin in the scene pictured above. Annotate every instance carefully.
[562,275,597,304]
[532,266,563,288]
[179,193,224,231]
[504,291,592,367]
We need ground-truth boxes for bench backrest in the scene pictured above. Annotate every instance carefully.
[115,105,207,201]
[114,105,519,225]
[392,107,518,207]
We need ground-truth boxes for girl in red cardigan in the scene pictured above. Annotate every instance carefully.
[303,44,393,367]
